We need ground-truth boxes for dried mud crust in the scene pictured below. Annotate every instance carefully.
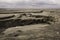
[0,15,57,29]
[0,11,60,40]
[0,24,60,40]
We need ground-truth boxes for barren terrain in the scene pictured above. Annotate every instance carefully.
[0,9,60,40]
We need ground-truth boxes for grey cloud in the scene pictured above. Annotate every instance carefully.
[0,0,60,8]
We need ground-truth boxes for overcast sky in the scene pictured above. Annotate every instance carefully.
[0,0,60,8]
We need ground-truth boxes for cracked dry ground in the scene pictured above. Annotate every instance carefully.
[0,13,60,40]
[0,23,60,40]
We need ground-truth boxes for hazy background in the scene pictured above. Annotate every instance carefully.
[0,0,60,8]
